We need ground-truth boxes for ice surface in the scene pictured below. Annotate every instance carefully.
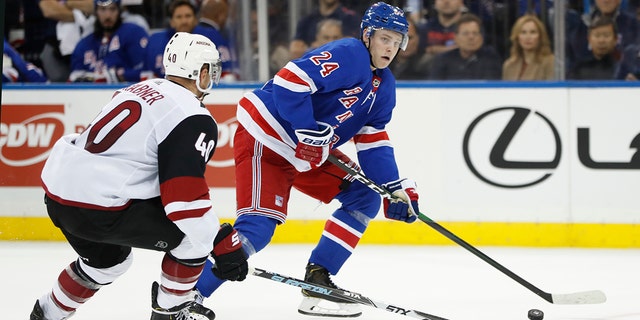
[3,241,638,320]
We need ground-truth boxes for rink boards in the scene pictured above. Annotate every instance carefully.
[1,82,639,247]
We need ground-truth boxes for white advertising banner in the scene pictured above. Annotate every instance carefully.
[569,88,640,222]
[435,88,570,223]
[2,85,640,224]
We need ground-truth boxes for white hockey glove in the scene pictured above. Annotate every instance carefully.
[294,122,334,168]
[381,178,419,223]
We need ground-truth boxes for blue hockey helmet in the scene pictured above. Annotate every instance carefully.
[95,0,121,7]
[360,2,409,50]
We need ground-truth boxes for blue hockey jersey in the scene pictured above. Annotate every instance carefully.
[69,23,148,82]
[237,37,401,185]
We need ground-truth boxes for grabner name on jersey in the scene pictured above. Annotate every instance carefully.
[121,82,165,105]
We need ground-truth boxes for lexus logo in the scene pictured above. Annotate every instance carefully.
[463,107,562,188]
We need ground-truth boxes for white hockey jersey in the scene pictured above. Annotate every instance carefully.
[41,79,218,224]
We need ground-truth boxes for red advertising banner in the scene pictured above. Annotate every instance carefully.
[1,103,237,188]
[205,104,237,187]
[0,105,66,186]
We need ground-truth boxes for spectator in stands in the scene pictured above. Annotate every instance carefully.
[390,16,429,80]
[465,0,515,59]
[628,0,640,19]
[199,0,228,33]
[289,0,360,60]
[4,0,21,40]
[243,2,291,78]
[429,13,502,80]
[22,0,57,73]
[568,0,640,68]
[423,0,466,63]
[145,0,199,78]
[69,0,148,83]
[568,16,619,79]
[121,0,150,32]
[615,43,640,80]
[502,14,554,80]
[38,0,94,82]
[3,39,48,83]
[310,18,344,49]
[199,0,238,81]
[466,0,555,59]
[268,1,292,75]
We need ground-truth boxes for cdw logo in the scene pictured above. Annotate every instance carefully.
[1,105,65,186]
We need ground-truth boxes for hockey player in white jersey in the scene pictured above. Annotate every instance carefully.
[30,32,248,320]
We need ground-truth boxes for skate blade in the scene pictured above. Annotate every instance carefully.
[298,297,362,318]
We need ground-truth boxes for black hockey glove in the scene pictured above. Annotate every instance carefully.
[211,223,248,281]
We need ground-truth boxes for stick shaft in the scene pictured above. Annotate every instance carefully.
[326,154,605,305]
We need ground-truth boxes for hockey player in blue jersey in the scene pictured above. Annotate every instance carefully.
[194,2,420,317]
[68,0,148,83]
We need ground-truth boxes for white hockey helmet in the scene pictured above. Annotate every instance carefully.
[163,32,221,94]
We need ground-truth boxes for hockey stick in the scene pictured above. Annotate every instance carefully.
[327,154,606,305]
[250,266,449,320]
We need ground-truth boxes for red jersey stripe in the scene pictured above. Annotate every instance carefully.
[160,176,209,207]
[354,131,389,144]
[167,206,209,221]
[239,97,287,144]
[276,67,310,87]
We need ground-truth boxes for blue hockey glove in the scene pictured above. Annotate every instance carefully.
[294,123,333,168]
[381,178,419,223]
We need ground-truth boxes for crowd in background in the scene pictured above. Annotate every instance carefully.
[4,0,640,83]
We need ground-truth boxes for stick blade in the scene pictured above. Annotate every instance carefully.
[551,290,607,304]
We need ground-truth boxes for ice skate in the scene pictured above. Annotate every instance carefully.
[298,263,362,317]
[30,300,44,320]
[29,299,74,320]
[150,281,215,320]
